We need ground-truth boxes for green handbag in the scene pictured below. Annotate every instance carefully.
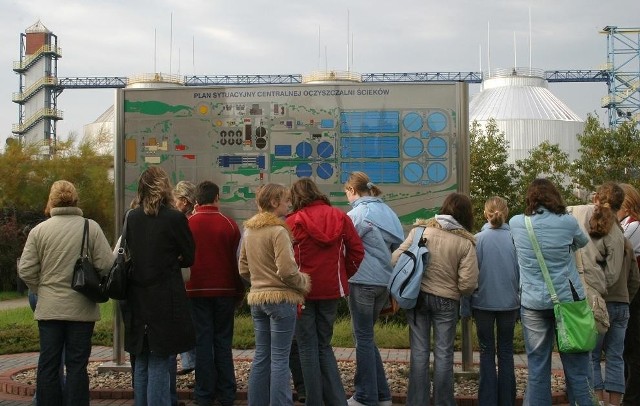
[525,216,597,353]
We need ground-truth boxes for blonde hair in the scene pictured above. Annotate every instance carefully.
[484,196,509,228]
[344,171,382,197]
[256,183,288,213]
[173,180,196,214]
[135,166,174,216]
[45,180,78,216]
[620,183,640,221]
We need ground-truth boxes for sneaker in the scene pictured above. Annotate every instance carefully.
[347,397,366,406]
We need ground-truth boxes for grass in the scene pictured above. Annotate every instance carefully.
[0,291,25,301]
[0,300,527,355]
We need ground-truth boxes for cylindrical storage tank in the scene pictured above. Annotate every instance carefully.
[469,67,584,164]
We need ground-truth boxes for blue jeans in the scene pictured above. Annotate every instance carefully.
[349,283,392,405]
[36,320,94,406]
[591,302,629,394]
[296,298,346,406]
[190,296,237,406]
[520,307,594,406]
[249,302,297,406]
[134,350,172,406]
[180,349,196,370]
[473,309,518,406]
[406,292,459,406]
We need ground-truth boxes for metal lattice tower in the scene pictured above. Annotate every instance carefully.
[600,26,640,128]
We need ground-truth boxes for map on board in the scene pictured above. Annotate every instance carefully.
[115,82,469,227]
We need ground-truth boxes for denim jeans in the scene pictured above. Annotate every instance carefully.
[190,296,237,406]
[180,349,196,370]
[36,320,94,406]
[473,309,518,406]
[348,283,391,405]
[520,307,594,406]
[406,292,459,406]
[295,298,346,406]
[592,302,629,394]
[134,350,172,406]
[249,302,297,406]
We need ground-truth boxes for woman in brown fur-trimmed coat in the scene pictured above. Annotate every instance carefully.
[239,183,311,406]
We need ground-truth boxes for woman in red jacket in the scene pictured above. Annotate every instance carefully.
[286,178,365,406]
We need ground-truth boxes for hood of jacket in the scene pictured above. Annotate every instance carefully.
[244,211,290,233]
[414,215,476,245]
[287,200,345,246]
[351,196,404,244]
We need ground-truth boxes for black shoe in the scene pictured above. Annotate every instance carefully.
[176,367,194,375]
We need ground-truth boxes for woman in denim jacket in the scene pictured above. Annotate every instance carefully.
[509,178,592,405]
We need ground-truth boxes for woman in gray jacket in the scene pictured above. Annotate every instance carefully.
[19,180,113,406]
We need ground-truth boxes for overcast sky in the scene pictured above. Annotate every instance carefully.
[1,0,638,147]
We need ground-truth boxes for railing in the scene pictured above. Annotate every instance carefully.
[13,45,62,71]
[11,108,64,134]
[127,73,183,86]
[12,76,58,103]
[484,67,546,79]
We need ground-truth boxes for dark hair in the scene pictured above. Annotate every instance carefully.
[525,178,566,215]
[344,171,382,197]
[290,178,330,211]
[196,181,219,205]
[440,192,474,232]
[589,182,624,238]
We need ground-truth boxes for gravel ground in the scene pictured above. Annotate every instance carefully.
[13,359,567,397]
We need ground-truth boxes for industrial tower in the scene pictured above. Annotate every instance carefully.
[11,20,63,155]
[601,26,640,128]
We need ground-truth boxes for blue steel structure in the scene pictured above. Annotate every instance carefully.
[600,26,640,128]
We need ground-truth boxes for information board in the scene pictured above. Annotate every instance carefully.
[114,82,469,228]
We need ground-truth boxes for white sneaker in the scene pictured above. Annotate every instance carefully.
[346,396,366,406]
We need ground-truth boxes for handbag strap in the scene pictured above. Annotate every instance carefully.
[524,216,559,304]
[412,227,426,249]
[80,218,89,258]
[119,210,131,252]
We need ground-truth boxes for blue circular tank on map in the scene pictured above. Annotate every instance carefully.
[427,162,448,183]
[403,137,424,158]
[403,112,423,132]
[296,163,313,178]
[317,141,334,158]
[296,142,313,158]
[403,162,424,183]
[427,137,447,157]
[427,112,447,132]
[316,163,334,180]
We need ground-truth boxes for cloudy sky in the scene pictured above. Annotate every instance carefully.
[1,0,637,147]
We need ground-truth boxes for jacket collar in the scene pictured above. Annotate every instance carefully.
[414,216,476,245]
[194,205,220,214]
[50,207,83,217]
[244,211,289,230]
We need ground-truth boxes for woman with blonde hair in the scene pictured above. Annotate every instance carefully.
[239,183,311,406]
[344,171,404,406]
[470,196,519,406]
[19,180,113,406]
[124,166,195,406]
[173,180,196,217]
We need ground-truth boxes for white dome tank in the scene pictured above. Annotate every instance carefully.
[469,67,584,163]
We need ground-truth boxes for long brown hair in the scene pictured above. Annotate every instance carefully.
[620,183,640,221]
[135,166,174,216]
[525,178,566,215]
[440,192,474,232]
[589,182,624,238]
[344,171,382,197]
[290,178,330,211]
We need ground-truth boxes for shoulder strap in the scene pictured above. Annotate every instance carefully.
[412,227,425,248]
[119,210,131,251]
[81,218,89,257]
[524,216,559,304]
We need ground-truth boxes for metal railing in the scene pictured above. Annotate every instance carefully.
[11,108,64,134]
[302,70,362,83]
[12,45,62,71]
[12,76,58,103]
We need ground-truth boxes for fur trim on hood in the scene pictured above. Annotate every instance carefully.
[244,212,292,235]
[413,217,476,246]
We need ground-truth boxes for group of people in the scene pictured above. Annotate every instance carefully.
[15,167,640,406]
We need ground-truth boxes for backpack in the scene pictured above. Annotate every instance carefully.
[388,227,429,309]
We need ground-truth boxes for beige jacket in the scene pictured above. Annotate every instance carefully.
[18,207,114,322]
[392,217,478,301]
[239,212,311,305]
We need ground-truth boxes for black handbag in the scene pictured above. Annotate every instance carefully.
[72,219,109,303]
[102,211,132,300]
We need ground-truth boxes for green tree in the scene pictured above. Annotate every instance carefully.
[572,116,640,192]
[469,119,518,231]
[513,141,579,213]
